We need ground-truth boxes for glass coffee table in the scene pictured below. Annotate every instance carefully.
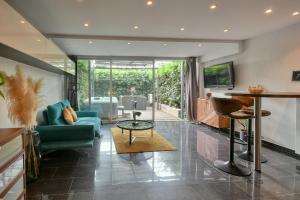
[116,120,154,145]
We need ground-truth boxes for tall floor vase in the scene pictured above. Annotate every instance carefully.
[25,130,40,182]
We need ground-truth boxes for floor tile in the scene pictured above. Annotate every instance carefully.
[27,121,300,200]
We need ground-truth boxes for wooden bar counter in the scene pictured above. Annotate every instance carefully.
[225,92,300,172]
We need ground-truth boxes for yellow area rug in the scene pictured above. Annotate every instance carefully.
[111,127,176,154]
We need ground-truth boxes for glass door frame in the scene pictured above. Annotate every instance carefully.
[77,56,187,123]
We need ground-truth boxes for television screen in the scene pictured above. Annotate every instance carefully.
[203,62,234,88]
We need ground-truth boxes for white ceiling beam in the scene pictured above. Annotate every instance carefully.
[45,33,240,44]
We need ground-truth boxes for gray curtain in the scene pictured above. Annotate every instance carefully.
[185,57,199,121]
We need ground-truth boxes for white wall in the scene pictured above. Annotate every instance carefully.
[202,22,300,154]
[0,56,64,128]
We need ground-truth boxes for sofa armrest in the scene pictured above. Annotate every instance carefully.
[36,125,95,142]
[76,111,98,118]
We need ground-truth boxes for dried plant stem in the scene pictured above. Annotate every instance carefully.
[26,131,39,180]
[3,66,42,181]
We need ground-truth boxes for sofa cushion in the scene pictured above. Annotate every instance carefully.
[47,102,66,125]
[42,110,49,125]
[75,117,100,136]
[68,106,78,121]
[61,99,71,108]
[63,108,74,125]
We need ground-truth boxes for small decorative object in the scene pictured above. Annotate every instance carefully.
[3,66,42,181]
[248,85,264,94]
[237,119,248,141]
[206,92,212,100]
[132,111,142,126]
[292,71,300,81]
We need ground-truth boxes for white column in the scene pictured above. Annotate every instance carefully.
[295,99,300,154]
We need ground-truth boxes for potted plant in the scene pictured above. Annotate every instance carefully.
[1,66,42,181]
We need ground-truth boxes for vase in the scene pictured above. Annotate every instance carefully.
[25,129,40,182]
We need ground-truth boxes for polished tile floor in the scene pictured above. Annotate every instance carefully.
[28,121,300,200]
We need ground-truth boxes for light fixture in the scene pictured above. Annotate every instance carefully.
[36,39,41,42]
[293,11,300,16]
[134,25,139,29]
[180,27,185,31]
[198,43,202,47]
[128,42,131,45]
[224,29,229,32]
[89,40,93,44]
[20,20,25,24]
[210,4,217,10]
[265,9,272,14]
[147,1,153,6]
[84,23,89,27]
[163,43,167,46]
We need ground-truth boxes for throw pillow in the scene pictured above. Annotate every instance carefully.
[67,106,78,122]
[63,108,74,125]
[47,102,67,125]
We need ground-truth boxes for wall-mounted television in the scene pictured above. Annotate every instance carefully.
[203,61,235,89]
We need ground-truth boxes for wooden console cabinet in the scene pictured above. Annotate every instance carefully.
[197,98,229,129]
[0,128,25,200]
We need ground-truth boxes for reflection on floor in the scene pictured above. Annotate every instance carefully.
[111,106,180,121]
[27,121,300,200]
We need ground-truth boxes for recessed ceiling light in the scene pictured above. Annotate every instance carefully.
[163,43,167,46]
[147,1,153,6]
[265,9,273,14]
[134,25,139,29]
[224,29,229,32]
[20,20,25,24]
[128,42,131,45]
[198,43,202,47]
[180,27,185,31]
[84,23,89,27]
[293,11,300,16]
[36,39,41,42]
[210,4,217,10]
[89,40,93,44]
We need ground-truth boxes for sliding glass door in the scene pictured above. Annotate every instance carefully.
[77,58,186,122]
[111,60,154,121]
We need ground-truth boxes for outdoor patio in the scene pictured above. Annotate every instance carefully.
[116,106,180,121]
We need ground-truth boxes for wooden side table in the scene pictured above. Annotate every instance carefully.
[0,128,26,199]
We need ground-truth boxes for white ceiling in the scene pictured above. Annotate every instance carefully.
[51,38,239,59]
[6,0,300,58]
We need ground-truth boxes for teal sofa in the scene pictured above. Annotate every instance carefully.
[36,100,101,151]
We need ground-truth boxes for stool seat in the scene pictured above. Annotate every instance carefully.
[242,109,271,117]
[237,108,270,163]
[229,110,255,119]
[211,97,251,177]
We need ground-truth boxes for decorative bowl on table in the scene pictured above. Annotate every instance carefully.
[248,86,264,94]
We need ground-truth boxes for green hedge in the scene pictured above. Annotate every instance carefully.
[157,61,183,108]
[93,69,153,98]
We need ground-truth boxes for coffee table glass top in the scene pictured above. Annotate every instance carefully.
[116,120,153,130]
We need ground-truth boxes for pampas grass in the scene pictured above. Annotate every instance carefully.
[3,65,42,180]
[0,72,5,99]
[4,66,42,130]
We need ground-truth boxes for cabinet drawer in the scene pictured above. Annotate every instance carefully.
[0,155,24,194]
[0,135,23,168]
[2,176,24,200]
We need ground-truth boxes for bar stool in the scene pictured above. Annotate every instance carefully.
[232,96,271,163]
[211,97,252,176]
